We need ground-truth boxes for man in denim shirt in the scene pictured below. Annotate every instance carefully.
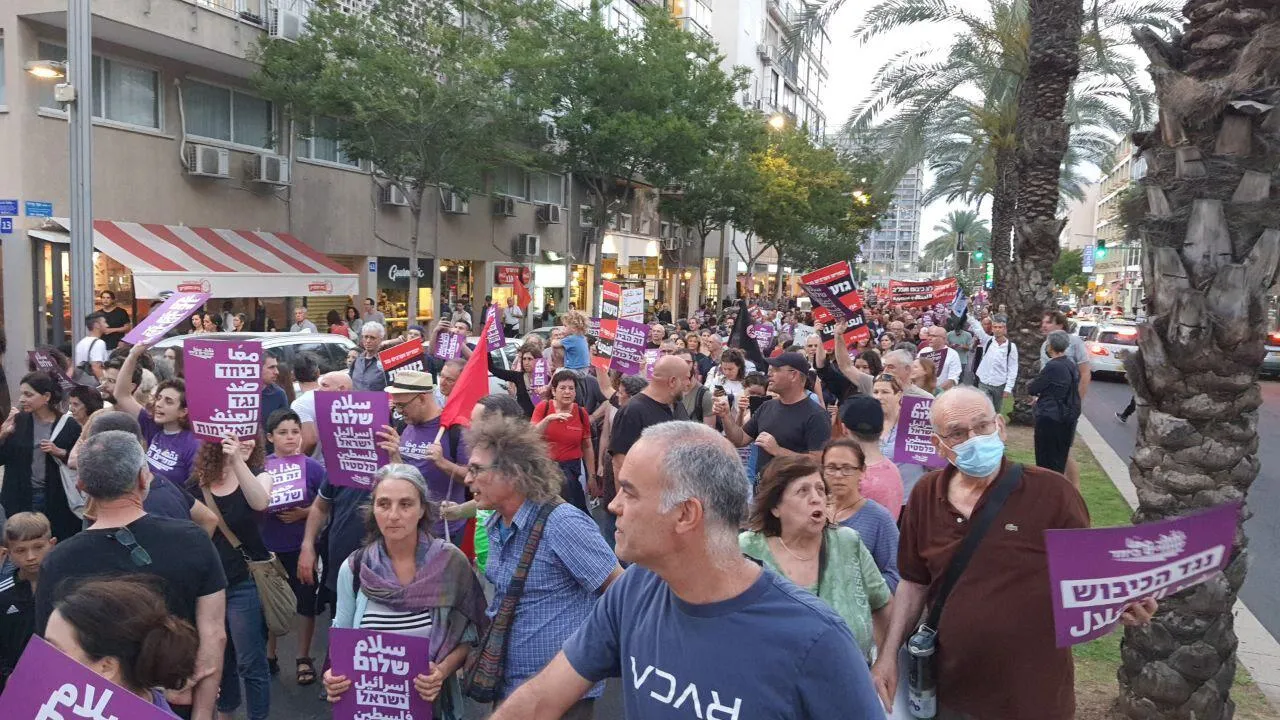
[350,321,387,392]
[464,416,621,718]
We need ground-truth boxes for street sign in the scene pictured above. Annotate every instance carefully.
[0,218,13,235]
[0,200,18,216]
[368,259,377,273]
[1082,244,1096,273]
[24,201,53,217]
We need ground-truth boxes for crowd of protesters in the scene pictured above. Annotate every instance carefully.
[0,288,1145,720]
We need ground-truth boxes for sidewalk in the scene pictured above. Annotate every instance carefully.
[1077,417,1280,708]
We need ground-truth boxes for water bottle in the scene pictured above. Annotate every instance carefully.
[907,625,938,719]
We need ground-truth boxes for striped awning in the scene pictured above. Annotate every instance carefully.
[29,218,358,299]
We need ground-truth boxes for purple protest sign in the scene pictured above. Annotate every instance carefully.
[891,395,947,468]
[644,349,659,380]
[433,332,461,360]
[316,391,390,490]
[532,357,549,388]
[749,323,777,347]
[1046,502,1240,647]
[329,628,432,720]
[610,318,648,376]
[0,636,175,720]
[266,456,309,511]
[124,292,209,345]
[185,339,263,442]
[27,350,79,392]
[485,304,506,349]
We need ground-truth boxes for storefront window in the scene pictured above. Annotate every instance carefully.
[703,257,718,304]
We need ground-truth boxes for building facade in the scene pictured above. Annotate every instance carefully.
[862,164,922,284]
[1093,136,1146,313]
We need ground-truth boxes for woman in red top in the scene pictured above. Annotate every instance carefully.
[531,369,595,512]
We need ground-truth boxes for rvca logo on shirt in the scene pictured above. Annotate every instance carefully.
[631,656,742,719]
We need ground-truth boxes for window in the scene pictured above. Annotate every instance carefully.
[299,116,359,167]
[492,165,527,198]
[184,79,275,149]
[528,172,564,206]
[0,39,6,106]
[618,213,633,232]
[37,42,160,128]
[580,204,595,227]
[770,71,780,107]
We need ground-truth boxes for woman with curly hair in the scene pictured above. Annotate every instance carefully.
[189,435,272,720]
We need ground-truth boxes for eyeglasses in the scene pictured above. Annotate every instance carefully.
[466,462,498,477]
[937,418,998,446]
[108,527,152,567]
[823,464,864,476]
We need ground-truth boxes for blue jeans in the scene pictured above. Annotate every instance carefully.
[218,579,270,719]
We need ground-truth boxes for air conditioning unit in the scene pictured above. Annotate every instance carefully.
[493,196,517,217]
[536,203,562,224]
[543,122,558,142]
[757,43,774,65]
[659,222,671,239]
[268,8,305,41]
[662,236,682,252]
[379,183,409,207]
[442,190,469,214]
[185,143,230,178]
[753,97,764,111]
[513,233,540,257]
[248,153,290,185]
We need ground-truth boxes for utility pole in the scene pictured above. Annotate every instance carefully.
[68,0,94,344]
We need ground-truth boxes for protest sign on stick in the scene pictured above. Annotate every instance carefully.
[610,319,648,376]
[186,339,264,442]
[0,636,177,720]
[891,395,948,469]
[328,628,432,720]
[316,391,390,490]
[124,291,210,345]
[889,278,960,309]
[379,340,426,383]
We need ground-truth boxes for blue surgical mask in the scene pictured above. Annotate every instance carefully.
[947,431,1005,477]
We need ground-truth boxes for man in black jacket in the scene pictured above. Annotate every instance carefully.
[1028,330,1082,476]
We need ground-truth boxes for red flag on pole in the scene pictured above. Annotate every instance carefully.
[513,276,532,311]
[438,311,494,430]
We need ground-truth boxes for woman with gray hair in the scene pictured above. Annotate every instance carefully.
[1028,330,1082,474]
[323,463,488,719]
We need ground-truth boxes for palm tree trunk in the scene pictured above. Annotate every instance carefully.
[1004,0,1083,426]
[990,146,1017,308]
[1117,4,1280,717]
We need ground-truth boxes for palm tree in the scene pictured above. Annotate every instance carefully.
[920,210,991,273]
[1116,4,1280,717]
[800,0,1175,302]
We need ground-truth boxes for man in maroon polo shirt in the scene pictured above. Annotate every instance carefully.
[872,386,1156,719]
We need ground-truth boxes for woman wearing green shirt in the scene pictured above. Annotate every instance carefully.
[739,455,893,662]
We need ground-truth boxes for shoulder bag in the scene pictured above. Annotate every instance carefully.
[50,414,87,519]
[462,499,561,703]
[201,486,296,637]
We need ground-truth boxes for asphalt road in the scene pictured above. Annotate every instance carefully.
[1081,373,1280,643]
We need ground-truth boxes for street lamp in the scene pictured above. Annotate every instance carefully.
[767,114,786,131]
[27,2,94,345]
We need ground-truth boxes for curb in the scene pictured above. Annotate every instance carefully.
[1077,416,1280,708]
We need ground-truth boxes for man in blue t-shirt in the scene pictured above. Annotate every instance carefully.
[489,421,884,719]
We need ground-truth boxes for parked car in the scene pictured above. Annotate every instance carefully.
[1071,321,1098,341]
[467,336,522,394]
[149,332,356,377]
[1263,330,1280,379]
[1085,323,1138,376]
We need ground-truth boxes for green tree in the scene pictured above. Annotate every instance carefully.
[509,4,746,288]
[253,0,541,323]
[1116,5,1280,716]
[920,210,992,274]
[1051,248,1088,297]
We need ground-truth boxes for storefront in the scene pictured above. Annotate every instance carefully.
[375,255,435,332]
[29,218,358,343]
[491,263,570,320]
[439,259,476,307]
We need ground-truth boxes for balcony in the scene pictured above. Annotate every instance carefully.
[676,15,710,37]
[767,0,796,25]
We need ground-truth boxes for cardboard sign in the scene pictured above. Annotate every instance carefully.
[1046,502,1239,647]
[484,304,506,349]
[266,456,309,511]
[891,395,947,468]
[0,636,175,720]
[124,292,209,345]
[889,278,960,309]
[433,332,462,361]
[816,313,872,353]
[610,319,648,376]
[185,340,264,442]
[28,350,79,392]
[749,323,777,347]
[644,348,660,380]
[532,357,549,388]
[316,391,390,490]
[594,282,621,370]
[379,340,426,383]
[328,628,432,720]
[620,286,645,321]
[802,262,863,322]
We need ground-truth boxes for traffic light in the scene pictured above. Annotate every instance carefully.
[1096,240,1108,259]
[973,251,984,262]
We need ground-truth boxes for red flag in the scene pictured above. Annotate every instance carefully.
[513,277,532,310]
[439,311,494,429]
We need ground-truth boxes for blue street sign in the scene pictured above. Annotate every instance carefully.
[0,218,12,235]
[24,201,53,217]
[0,200,18,216]
[1082,244,1096,273]
[368,259,377,273]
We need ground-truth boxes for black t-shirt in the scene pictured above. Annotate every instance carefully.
[101,306,131,350]
[193,485,271,587]
[317,481,373,592]
[35,514,227,634]
[573,372,607,415]
[743,396,832,471]
[0,573,35,691]
[608,393,689,457]
[142,477,196,521]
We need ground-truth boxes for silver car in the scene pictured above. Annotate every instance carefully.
[1086,323,1138,376]
[1263,331,1280,379]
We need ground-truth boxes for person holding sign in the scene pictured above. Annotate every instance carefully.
[323,464,488,719]
[487,342,544,417]
[872,387,1156,719]
[716,353,831,473]
[43,577,198,714]
[115,344,201,493]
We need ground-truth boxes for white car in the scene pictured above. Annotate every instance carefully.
[1085,323,1138,376]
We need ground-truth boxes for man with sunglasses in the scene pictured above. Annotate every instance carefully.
[34,430,227,720]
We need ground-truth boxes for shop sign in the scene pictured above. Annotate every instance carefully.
[643,257,660,276]
[377,256,435,290]
[177,279,213,294]
[495,264,533,285]
[308,280,335,294]
[602,258,618,275]
[628,258,645,276]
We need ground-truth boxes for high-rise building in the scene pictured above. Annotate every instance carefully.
[1093,136,1147,312]
[863,165,923,283]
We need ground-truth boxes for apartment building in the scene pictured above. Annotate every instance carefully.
[1093,136,1146,312]
[862,164,923,284]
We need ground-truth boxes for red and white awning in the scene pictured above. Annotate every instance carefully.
[30,218,358,299]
